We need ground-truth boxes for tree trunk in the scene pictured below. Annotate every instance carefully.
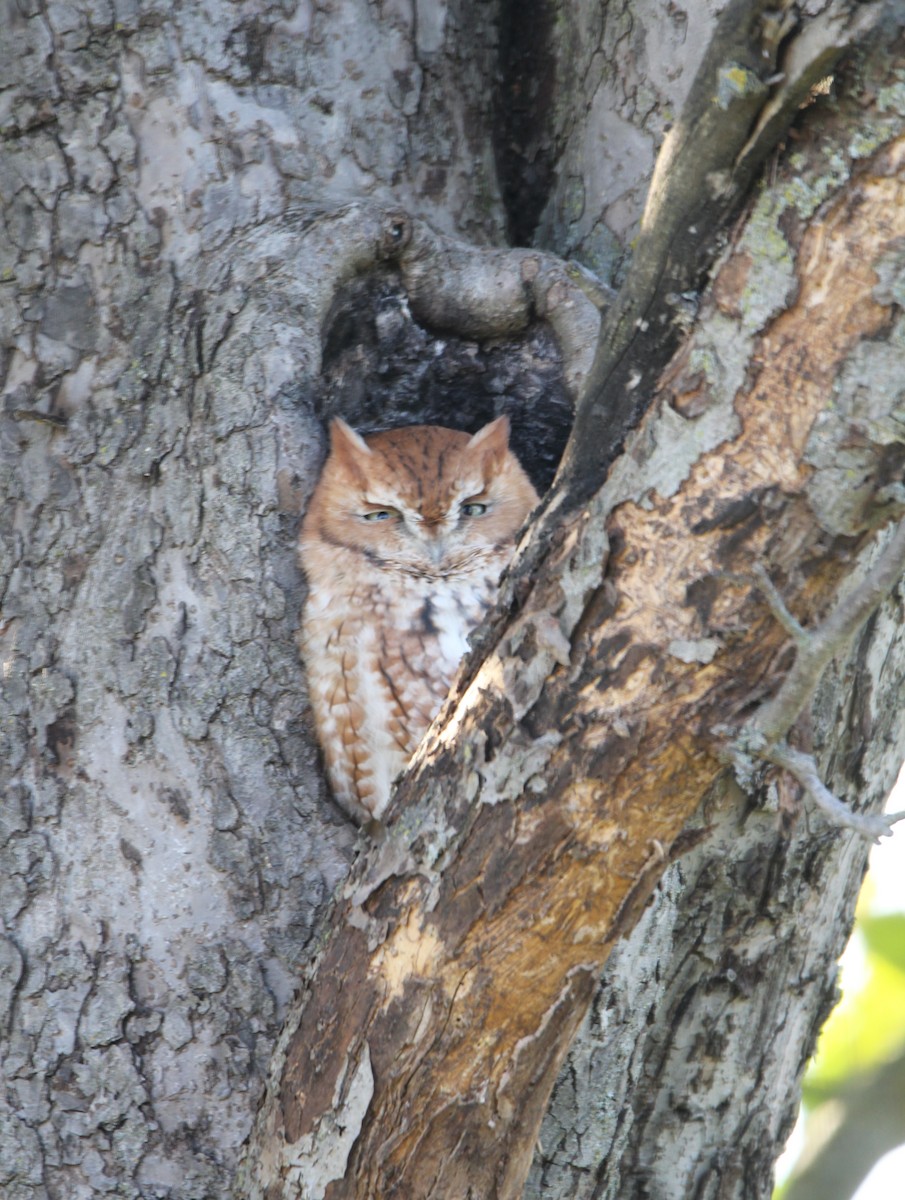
[2,3,903,1200]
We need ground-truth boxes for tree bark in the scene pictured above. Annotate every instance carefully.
[1,3,903,1199]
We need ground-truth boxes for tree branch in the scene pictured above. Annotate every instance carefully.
[560,0,885,503]
[395,219,610,402]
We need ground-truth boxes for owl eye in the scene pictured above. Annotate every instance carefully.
[461,501,488,518]
[362,508,398,522]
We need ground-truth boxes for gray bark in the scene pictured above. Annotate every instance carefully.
[1,2,903,1198]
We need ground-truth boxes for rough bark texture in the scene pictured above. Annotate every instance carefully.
[1,2,904,1199]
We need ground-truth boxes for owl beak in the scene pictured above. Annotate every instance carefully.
[420,521,446,564]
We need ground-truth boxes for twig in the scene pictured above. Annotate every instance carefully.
[726,520,905,840]
[753,519,905,745]
[764,743,905,843]
[751,563,807,643]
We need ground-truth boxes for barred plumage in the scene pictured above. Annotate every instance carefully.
[299,417,538,822]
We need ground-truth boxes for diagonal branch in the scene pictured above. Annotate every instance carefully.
[560,0,885,503]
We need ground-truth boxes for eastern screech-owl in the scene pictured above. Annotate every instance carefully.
[299,416,538,822]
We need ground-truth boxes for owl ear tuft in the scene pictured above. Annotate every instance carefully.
[467,415,510,467]
[329,418,372,477]
[330,417,371,454]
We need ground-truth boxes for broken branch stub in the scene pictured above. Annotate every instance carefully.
[209,204,606,418]
[395,217,608,403]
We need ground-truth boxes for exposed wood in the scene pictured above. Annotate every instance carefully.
[563,0,884,495]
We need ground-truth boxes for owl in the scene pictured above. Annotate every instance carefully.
[298,416,539,822]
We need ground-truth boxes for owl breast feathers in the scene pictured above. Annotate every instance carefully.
[298,416,538,822]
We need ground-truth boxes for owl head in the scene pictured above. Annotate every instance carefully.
[302,417,539,577]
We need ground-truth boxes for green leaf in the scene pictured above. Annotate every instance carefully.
[860,913,905,976]
[803,950,905,1105]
